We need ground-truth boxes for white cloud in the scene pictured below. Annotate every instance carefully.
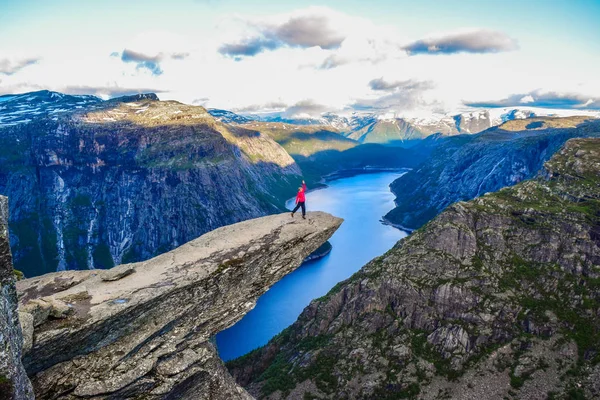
[403,29,518,55]
[0,57,40,75]
[519,95,534,104]
[1,7,599,118]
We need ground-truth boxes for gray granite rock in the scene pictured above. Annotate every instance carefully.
[17,211,342,399]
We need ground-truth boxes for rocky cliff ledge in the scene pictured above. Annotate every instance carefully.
[0,195,34,400]
[16,211,342,399]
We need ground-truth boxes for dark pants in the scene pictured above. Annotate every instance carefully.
[292,202,306,216]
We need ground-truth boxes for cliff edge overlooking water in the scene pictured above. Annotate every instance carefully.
[16,211,342,399]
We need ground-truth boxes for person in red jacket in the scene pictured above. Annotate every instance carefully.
[291,180,307,219]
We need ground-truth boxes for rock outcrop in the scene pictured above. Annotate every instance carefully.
[229,139,600,399]
[16,211,342,399]
[386,116,600,230]
[0,91,302,277]
[0,195,34,400]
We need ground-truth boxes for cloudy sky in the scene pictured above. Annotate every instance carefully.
[1,0,599,117]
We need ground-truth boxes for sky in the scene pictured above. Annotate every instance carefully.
[1,0,599,117]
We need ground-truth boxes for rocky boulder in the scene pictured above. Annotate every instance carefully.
[16,211,342,399]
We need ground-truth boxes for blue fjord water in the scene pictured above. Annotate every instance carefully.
[216,171,408,361]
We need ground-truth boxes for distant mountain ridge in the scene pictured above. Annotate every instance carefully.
[0,90,102,126]
[208,118,424,186]
[208,107,599,146]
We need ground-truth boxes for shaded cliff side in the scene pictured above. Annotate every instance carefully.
[16,211,342,399]
[385,116,600,230]
[0,91,302,277]
[229,138,600,399]
[220,121,423,188]
[0,195,34,400]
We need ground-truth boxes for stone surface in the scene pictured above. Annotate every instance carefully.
[17,211,342,399]
[0,195,35,400]
[229,139,600,399]
[100,265,136,281]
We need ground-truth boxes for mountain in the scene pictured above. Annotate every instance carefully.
[240,112,352,131]
[240,121,357,157]
[208,108,254,124]
[0,90,103,126]
[15,211,342,399]
[228,138,600,399]
[0,91,301,278]
[347,110,499,146]
[235,108,600,147]
[207,107,508,146]
[208,116,425,186]
[385,116,600,230]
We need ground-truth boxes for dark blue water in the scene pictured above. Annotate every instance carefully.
[216,171,408,361]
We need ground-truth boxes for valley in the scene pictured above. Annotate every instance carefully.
[385,116,600,230]
[216,171,408,361]
[228,137,600,399]
[2,3,599,399]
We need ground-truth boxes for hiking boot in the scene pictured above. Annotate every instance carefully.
[302,215,306,219]
[291,212,294,218]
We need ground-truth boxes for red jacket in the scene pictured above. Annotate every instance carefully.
[296,183,307,203]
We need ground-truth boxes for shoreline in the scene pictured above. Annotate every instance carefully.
[319,166,411,185]
[380,216,415,233]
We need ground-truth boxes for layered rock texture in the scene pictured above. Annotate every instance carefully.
[0,195,34,400]
[0,91,301,277]
[386,116,600,230]
[229,138,600,399]
[16,211,342,399]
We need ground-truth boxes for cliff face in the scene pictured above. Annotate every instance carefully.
[0,195,34,400]
[386,117,600,230]
[16,211,342,399]
[229,139,600,399]
[0,91,301,277]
